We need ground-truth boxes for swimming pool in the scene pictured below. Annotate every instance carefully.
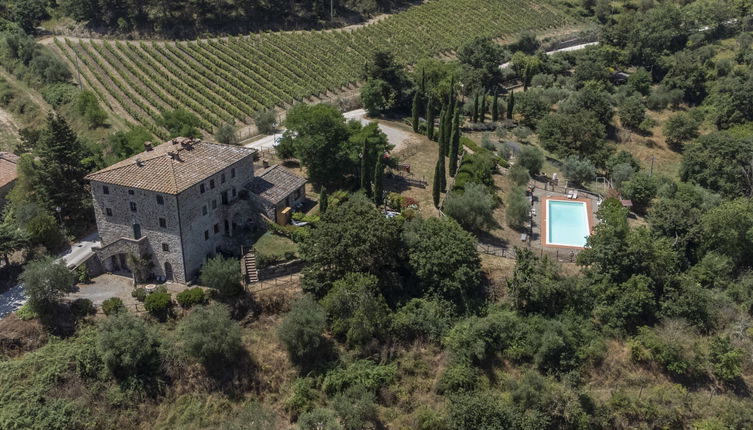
[545,199,591,248]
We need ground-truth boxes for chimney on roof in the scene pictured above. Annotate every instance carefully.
[135,158,144,167]
[144,142,153,151]
[167,151,177,160]
[181,140,193,150]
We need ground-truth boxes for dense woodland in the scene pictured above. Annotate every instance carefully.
[1,0,414,37]
[5,0,753,429]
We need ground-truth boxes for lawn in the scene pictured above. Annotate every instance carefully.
[253,232,299,259]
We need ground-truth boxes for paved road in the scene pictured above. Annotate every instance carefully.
[500,41,599,70]
[0,233,100,318]
[244,108,412,153]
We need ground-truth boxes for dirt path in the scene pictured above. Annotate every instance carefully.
[0,107,20,150]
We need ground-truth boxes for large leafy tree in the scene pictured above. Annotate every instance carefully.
[97,312,161,379]
[457,37,508,91]
[199,256,242,296]
[300,194,401,298]
[537,112,606,158]
[175,303,242,365]
[321,272,391,348]
[402,217,482,312]
[680,131,753,197]
[279,103,355,188]
[361,50,411,110]
[578,198,679,288]
[278,294,328,365]
[20,256,76,314]
[699,198,753,268]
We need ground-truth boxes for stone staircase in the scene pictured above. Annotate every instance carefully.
[241,248,259,285]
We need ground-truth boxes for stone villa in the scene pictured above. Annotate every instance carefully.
[0,152,19,209]
[86,138,306,283]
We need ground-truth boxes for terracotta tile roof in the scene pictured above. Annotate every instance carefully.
[85,138,255,194]
[0,152,19,189]
[248,164,307,205]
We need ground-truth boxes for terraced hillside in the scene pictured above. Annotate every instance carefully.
[51,0,575,138]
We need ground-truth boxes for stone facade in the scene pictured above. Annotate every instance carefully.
[87,139,306,284]
[90,157,257,283]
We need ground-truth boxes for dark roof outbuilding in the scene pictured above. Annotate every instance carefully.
[248,165,307,205]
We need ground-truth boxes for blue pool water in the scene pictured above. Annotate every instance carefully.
[547,200,590,247]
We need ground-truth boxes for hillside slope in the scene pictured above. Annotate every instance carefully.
[49,0,576,137]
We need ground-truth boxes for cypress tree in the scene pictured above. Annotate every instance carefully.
[480,92,487,123]
[373,154,384,206]
[319,187,329,214]
[411,91,420,133]
[436,130,446,192]
[472,93,479,123]
[438,147,446,192]
[449,108,460,177]
[426,97,435,141]
[491,92,499,122]
[432,160,441,208]
[438,106,446,148]
[507,92,515,119]
[443,105,452,155]
[360,138,371,196]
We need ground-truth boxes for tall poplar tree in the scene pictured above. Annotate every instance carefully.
[426,97,435,141]
[492,92,499,122]
[449,108,461,176]
[472,93,479,123]
[438,106,446,148]
[360,137,372,197]
[411,91,420,133]
[507,92,515,120]
[373,154,384,206]
[432,160,441,208]
[319,187,329,214]
[480,92,487,123]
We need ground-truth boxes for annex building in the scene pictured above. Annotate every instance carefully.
[86,138,306,283]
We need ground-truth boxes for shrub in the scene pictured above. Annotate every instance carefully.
[200,256,243,296]
[443,182,495,231]
[41,83,77,107]
[562,155,596,187]
[144,291,172,320]
[629,324,706,378]
[76,265,91,284]
[20,256,76,314]
[102,297,126,316]
[508,164,530,186]
[621,172,658,212]
[254,109,277,134]
[321,360,397,395]
[297,408,342,430]
[176,287,207,309]
[443,309,522,364]
[332,385,378,430]
[175,303,242,365]
[70,298,96,317]
[516,145,544,175]
[215,122,238,145]
[392,298,454,343]
[286,377,319,419]
[97,312,160,379]
[278,295,327,364]
[663,111,699,148]
[321,273,390,348]
[15,303,38,320]
[709,336,743,382]
[131,287,147,302]
[505,187,529,229]
[437,362,479,394]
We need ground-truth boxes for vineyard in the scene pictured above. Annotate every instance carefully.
[50,0,575,138]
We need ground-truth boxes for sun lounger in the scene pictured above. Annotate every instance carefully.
[572,191,578,200]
